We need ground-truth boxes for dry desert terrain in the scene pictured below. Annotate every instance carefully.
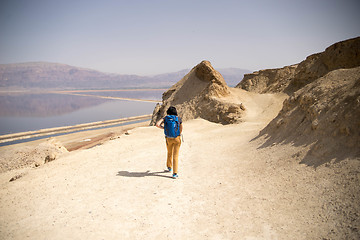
[0,88,358,239]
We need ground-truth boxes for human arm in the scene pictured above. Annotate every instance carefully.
[156,118,164,129]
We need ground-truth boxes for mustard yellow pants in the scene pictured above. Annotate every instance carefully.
[166,136,181,174]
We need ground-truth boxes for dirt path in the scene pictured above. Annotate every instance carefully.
[0,91,358,239]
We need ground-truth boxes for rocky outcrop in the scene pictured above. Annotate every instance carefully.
[150,61,245,125]
[0,138,68,173]
[288,37,360,91]
[243,37,360,164]
[236,65,297,93]
[237,37,360,94]
[255,66,360,164]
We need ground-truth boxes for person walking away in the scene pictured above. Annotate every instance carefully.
[156,106,183,179]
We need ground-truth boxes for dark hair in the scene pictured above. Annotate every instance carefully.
[166,106,178,116]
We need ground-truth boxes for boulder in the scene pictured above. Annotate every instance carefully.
[44,152,57,163]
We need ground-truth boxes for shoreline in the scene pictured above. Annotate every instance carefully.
[0,118,151,151]
[51,91,162,103]
[0,114,152,145]
[51,120,151,152]
[0,89,161,144]
[0,119,151,173]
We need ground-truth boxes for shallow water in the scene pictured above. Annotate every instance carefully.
[0,91,161,135]
[81,89,164,100]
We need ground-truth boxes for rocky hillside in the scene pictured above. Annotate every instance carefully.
[235,64,298,94]
[153,37,360,162]
[236,36,360,94]
[0,62,249,90]
[150,61,245,125]
[258,66,360,164]
[244,37,360,162]
[288,36,360,91]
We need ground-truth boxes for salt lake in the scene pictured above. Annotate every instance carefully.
[0,89,164,135]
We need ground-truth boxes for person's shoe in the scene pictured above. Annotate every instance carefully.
[172,173,178,179]
[167,167,172,172]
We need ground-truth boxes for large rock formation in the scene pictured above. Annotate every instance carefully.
[246,37,360,163]
[237,37,360,94]
[288,36,360,91]
[235,65,297,93]
[150,61,245,125]
[257,67,360,164]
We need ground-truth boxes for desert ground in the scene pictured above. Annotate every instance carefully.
[0,88,358,239]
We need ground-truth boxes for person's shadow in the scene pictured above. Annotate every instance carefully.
[116,170,174,179]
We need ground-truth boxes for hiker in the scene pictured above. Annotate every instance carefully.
[156,106,183,179]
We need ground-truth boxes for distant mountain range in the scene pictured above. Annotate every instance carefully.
[0,62,250,90]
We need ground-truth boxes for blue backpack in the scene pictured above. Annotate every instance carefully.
[164,115,180,138]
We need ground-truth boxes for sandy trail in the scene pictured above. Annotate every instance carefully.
[0,90,358,239]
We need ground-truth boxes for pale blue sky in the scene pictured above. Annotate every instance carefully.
[0,0,359,75]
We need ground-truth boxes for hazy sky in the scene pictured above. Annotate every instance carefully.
[0,0,359,75]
